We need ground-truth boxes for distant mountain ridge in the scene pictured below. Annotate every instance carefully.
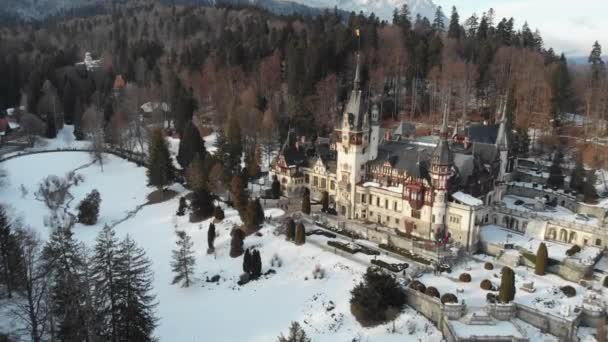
[0,0,104,22]
[287,0,441,21]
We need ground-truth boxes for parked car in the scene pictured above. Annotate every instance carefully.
[306,229,337,238]
[514,200,525,206]
[325,208,337,215]
[575,214,589,221]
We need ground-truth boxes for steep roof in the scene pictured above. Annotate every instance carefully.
[371,141,432,180]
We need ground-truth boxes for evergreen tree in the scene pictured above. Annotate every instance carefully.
[0,206,20,299]
[147,128,174,193]
[115,235,158,341]
[229,228,245,258]
[321,191,329,212]
[295,223,306,246]
[224,114,243,176]
[77,189,101,225]
[230,174,249,217]
[551,54,574,119]
[447,6,460,39]
[271,175,282,199]
[498,267,516,303]
[252,249,262,278]
[286,219,296,241]
[190,187,214,222]
[583,170,599,204]
[46,112,57,139]
[207,222,216,252]
[432,6,445,32]
[213,206,225,221]
[171,230,196,287]
[535,242,548,275]
[243,248,252,274]
[589,41,606,85]
[277,321,311,342]
[176,197,187,216]
[547,149,564,189]
[301,189,311,215]
[177,121,205,170]
[43,226,91,341]
[570,157,585,193]
[350,267,406,326]
[91,225,122,340]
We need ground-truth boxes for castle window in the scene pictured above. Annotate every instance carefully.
[305,175,310,184]
[393,202,398,211]
[376,197,380,206]
[385,199,388,208]
[395,218,400,224]
[321,179,326,189]
[412,210,421,219]
[313,176,318,187]
[330,181,335,190]
[361,194,366,203]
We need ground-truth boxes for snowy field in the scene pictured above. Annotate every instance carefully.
[0,151,443,341]
[502,194,601,226]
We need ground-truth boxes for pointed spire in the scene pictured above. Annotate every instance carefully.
[440,92,450,139]
[496,93,509,150]
[353,53,361,91]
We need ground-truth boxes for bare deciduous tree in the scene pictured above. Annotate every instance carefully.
[82,105,106,171]
[20,113,45,146]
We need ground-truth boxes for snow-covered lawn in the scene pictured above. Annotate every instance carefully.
[0,151,443,341]
[418,257,587,319]
[501,194,601,226]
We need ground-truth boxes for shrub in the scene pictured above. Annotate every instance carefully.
[295,223,306,245]
[498,267,516,303]
[425,286,440,298]
[327,241,358,254]
[566,245,581,256]
[486,293,496,303]
[480,279,494,291]
[213,206,225,221]
[603,276,608,288]
[312,264,325,279]
[560,285,576,297]
[484,262,494,270]
[350,267,406,327]
[459,273,472,283]
[286,219,296,241]
[535,242,548,275]
[271,175,281,199]
[409,280,426,293]
[229,228,245,258]
[77,189,101,225]
[441,293,458,304]
[176,197,187,216]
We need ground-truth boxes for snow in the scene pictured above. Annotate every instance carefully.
[362,181,403,194]
[418,257,587,319]
[450,319,523,339]
[502,194,601,227]
[480,225,600,263]
[204,131,217,153]
[0,150,443,341]
[289,0,440,21]
[452,191,483,206]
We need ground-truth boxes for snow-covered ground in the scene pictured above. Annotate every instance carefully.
[0,151,443,341]
[501,194,601,226]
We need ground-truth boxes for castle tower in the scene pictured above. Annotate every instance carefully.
[430,100,453,241]
[335,53,371,219]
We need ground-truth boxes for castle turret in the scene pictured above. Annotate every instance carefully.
[430,100,453,241]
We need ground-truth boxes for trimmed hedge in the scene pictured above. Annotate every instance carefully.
[480,279,494,291]
[378,244,432,265]
[327,240,359,254]
[371,259,399,273]
[409,280,426,293]
[484,262,494,270]
[441,293,458,304]
[561,285,576,297]
[603,276,608,288]
[425,286,440,298]
[459,273,472,283]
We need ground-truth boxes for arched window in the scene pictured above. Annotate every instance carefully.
[559,229,568,242]
[596,239,602,246]
[569,231,577,244]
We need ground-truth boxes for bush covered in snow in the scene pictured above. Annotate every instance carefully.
[440,293,458,304]
[480,279,494,291]
[425,286,440,298]
[409,280,426,293]
[213,206,224,221]
[350,267,406,327]
[77,189,101,225]
[484,262,494,270]
[35,173,83,211]
[270,253,282,267]
[459,273,472,283]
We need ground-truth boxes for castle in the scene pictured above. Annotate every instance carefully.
[270,54,608,254]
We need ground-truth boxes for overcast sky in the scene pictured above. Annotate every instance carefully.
[435,0,607,58]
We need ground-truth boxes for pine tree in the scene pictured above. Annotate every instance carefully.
[286,219,296,241]
[230,228,245,258]
[230,174,249,217]
[547,149,564,189]
[207,222,216,253]
[498,267,516,303]
[176,197,187,216]
[277,321,311,342]
[77,189,101,225]
[432,6,445,32]
[252,249,262,278]
[302,189,311,215]
[570,157,585,193]
[271,175,281,199]
[213,206,225,221]
[177,121,205,170]
[447,6,460,39]
[115,235,158,341]
[43,226,90,341]
[321,191,329,212]
[243,248,252,274]
[91,225,122,340]
[190,187,214,222]
[535,242,548,275]
[583,170,599,204]
[147,128,174,193]
[589,41,606,85]
[0,206,20,299]
[171,230,196,287]
[295,223,306,246]
[225,113,243,176]
[186,154,207,191]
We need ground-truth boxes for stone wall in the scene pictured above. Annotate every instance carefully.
[515,304,579,341]
[403,287,444,326]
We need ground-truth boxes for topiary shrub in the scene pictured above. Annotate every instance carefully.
[498,267,516,303]
[603,276,608,288]
[425,286,440,298]
[350,267,406,327]
[560,285,576,297]
[459,273,472,283]
[480,279,494,291]
[566,245,581,256]
[486,293,496,303]
[535,242,548,275]
[409,280,426,293]
[213,206,225,221]
[484,262,494,270]
[440,293,458,304]
[77,189,101,225]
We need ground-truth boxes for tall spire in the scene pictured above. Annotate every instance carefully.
[496,93,509,150]
[440,92,450,139]
[353,53,361,91]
